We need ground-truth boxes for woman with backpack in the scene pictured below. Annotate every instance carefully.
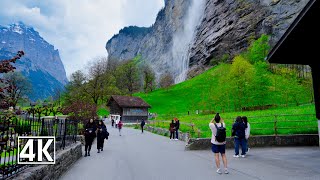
[209,113,228,174]
[232,116,247,158]
[84,119,96,157]
[96,120,107,153]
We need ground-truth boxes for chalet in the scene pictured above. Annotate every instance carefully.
[106,95,151,122]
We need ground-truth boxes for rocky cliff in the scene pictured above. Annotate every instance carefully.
[106,0,309,82]
[0,22,68,100]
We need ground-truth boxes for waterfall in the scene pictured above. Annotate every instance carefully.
[172,0,206,83]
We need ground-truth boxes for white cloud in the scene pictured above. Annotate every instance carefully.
[0,0,164,79]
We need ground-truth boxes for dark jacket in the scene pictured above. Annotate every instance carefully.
[175,120,180,130]
[97,124,107,139]
[141,120,145,127]
[232,122,246,139]
[169,123,175,132]
[85,122,97,138]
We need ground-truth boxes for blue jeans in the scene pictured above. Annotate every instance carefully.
[234,137,246,155]
[175,129,179,139]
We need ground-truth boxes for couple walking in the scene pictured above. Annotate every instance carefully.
[84,119,109,157]
[169,118,180,140]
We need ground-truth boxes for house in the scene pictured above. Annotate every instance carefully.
[106,95,151,122]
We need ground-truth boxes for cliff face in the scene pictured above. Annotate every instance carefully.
[106,0,193,81]
[106,0,309,82]
[188,0,309,77]
[0,22,68,100]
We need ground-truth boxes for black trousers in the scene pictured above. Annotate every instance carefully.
[97,137,104,150]
[85,136,94,152]
[170,131,175,139]
[141,125,144,133]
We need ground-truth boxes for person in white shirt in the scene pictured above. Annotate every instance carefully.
[209,113,228,174]
[242,116,250,153]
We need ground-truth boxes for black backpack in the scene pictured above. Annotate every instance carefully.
[214,123,226,142]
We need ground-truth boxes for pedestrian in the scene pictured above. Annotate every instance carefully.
[232,116,247,158]
[111,116,115,128]
[209,113,228,174]
[242,116,250,153]
[118,119,123,136]
[115,117,120,128]
[96,120,107,153]
[174,118,180,140]
[169,119,175,140]
[140,119,146,133]
[84,119,96,157]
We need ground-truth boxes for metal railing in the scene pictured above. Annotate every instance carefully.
[0,114,80,179]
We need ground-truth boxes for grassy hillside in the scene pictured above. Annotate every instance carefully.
[135,63,312,117]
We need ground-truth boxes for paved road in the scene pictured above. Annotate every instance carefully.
[60,126,320,180]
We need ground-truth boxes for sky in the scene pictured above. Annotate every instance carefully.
[0,0,164,79]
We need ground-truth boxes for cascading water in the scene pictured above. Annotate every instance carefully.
[172,0,206,83]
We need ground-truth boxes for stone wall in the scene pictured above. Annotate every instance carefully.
[185,134,319,150]
[145,126,190,142]
[8,142,82,180]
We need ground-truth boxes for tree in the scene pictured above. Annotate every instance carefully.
[61,100,97,122]
[142,64,156,93]
[115,59,140,95]
[0,51,25,109]
[1,72,32,109]
[159,72,174,90]
[245,34,270,64]
[228,55,254,111]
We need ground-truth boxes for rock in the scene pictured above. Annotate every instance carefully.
[106,0,309,82]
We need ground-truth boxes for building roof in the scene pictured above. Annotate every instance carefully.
[267,0,319,65]
[107,95,151,108]
[266,0,320,119]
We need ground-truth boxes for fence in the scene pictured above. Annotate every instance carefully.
[0,113,80,180]
[146,114,318,138]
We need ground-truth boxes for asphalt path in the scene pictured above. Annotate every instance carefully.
[60,126,320,180]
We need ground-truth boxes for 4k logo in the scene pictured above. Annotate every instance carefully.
[18,136,55,164]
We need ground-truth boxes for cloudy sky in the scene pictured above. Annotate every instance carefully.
[0,0,164,78]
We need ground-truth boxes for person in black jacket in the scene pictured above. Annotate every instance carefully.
[96,120,107,153]
[169,120,175,140]
[174,118,180,140]
[84,119,96,157]
[232,116,247,158]
[140,119,145,133]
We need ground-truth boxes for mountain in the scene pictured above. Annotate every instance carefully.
[0,22,68,101]
[106,0,309,82]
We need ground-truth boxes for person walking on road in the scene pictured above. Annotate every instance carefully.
[118,119,123,136]
[174,118,180,140]
[84,119,96,157]
[111,116,115,128]
[232,116,247,158]
[140,119,146,133]
[209,113,228,174]
[242,116,250,153]
[96,120,107,153]
[169,119,175,140]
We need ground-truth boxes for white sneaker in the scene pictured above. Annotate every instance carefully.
[216,169,222,174]
[175,138,178,140]
[224,169,229,174]
[241,155,246,158]
[233,155,239,158]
